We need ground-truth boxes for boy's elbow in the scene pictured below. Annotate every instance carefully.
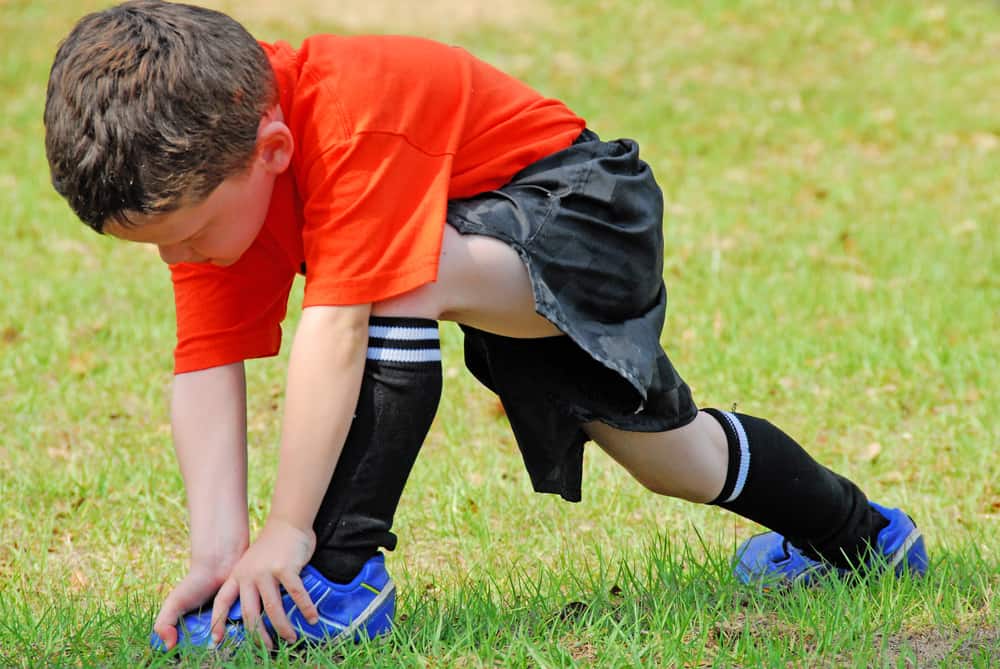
[302,303,370,326]
[299,304,372,351]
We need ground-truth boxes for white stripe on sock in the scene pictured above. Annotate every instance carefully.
[721,410,751,503]
[366,347,442,363]
[368,325,439,341]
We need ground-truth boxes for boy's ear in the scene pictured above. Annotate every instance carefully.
[255,120,294,175]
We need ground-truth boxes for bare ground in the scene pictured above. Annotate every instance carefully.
[878,627,1000,667]
[709,611,999,667]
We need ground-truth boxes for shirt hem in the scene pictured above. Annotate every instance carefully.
[173,329,282,374]
[302,257,441,307]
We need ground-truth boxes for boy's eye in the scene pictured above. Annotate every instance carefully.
[185,227,207,243]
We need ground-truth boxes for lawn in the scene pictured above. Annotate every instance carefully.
[1,0,998,666]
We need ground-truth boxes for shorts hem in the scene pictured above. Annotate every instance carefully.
[590,400,699,433]
[445,215,649,401]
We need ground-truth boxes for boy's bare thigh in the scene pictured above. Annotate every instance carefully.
[372,225,561,339]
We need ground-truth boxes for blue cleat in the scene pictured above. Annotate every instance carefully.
[264,553,396,644]
[149,601,246,651]
[733,503,928,587]
[867,502,928,577]
[733,533,833,588]
[150,553,395,651]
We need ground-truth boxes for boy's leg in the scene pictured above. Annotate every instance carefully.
[584,412,890,569]
[371,225,562,339]
[369,227,910,573]
[310,317,442,582]
[310,227,561,582]
[365,224,918,577]
[584,411,729,503]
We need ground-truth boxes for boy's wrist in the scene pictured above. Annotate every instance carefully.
[265,505,315,536]
[190,541,248,577]
[258,515,317,569]
[187,511,250,571]
[189,524,250,575]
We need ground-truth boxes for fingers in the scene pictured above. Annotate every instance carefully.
[207,575,313,649]
[260,570,319,644]
[153,594,182,650]
[281,571,319,626]
[152,617,179,651]
[240,581,274,650]
[209,579,240,647]
[259,578,296,644]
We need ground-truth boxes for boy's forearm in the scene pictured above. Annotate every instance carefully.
[172,362,250,569]
[268,304,371,532]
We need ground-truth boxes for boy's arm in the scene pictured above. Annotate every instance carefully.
[153,362,250,650]
[210,303,372,646]
[270,304,371,529]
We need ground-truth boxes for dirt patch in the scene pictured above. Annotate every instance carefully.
[562,637,599,664]
[201,0,553,38]
[708,612,999,666]
[708,610,815,649]
[878,627,1000,666]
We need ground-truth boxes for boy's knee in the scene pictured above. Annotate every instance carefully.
[587,414,728,504]
[634,473,714,503]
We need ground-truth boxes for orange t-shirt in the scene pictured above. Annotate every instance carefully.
[170,35,586,373]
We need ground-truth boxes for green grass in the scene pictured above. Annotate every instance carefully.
[2,0,998,666]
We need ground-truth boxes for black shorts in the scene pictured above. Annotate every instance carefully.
[446,129,697,502]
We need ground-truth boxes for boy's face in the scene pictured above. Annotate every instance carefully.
[106,164,274,267]
[105,111,293,267]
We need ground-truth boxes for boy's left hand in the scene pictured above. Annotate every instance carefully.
[209,518,319,648]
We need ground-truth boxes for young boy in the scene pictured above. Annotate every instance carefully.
[44,0,927,652]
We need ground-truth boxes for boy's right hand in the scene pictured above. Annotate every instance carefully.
[152,562,233,651]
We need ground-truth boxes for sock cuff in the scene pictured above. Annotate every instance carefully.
[703,408,751,505]
[369,316,439,332]
[367,317,440,363]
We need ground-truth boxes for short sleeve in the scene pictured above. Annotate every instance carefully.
[298,132,452,306]
[171,227,297,373]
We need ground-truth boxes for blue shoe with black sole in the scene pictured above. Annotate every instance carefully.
[733,502,928,588]
[150,553,395,651]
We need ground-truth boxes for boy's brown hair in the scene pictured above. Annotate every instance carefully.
[44,0,277,233]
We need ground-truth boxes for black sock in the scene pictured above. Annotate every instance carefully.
[310,317,442,583]
[703,408,888,569]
